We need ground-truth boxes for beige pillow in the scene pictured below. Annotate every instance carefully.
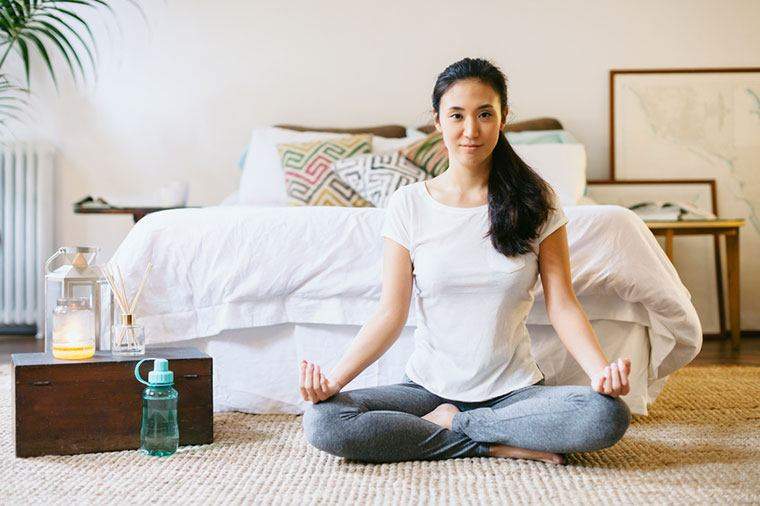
[277,135,373,207]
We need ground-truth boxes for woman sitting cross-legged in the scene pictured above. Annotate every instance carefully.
[299,57,631,465]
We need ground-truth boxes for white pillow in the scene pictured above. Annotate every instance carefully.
[219,190,239,206]
[239,127,346,206]
[512,144,587,206]
[239,127,426,206]
[372,132,425,154]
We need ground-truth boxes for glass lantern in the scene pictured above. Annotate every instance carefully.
[44,246,113,353]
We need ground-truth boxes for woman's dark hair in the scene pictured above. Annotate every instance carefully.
[432,57,556,257]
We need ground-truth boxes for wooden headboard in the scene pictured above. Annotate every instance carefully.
[416,117,563,134]
[274,117,563,138]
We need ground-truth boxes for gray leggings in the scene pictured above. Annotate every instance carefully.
[302,376,631,463]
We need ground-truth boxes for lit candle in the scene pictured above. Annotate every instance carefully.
[52,298,96,360]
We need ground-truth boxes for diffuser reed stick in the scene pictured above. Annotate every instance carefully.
[100,262,153,351]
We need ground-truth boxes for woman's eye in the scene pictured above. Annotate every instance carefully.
[448,112,493,120]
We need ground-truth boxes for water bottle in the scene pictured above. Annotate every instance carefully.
[135,358,179,456]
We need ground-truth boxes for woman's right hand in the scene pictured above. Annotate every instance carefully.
[299,360,342,403]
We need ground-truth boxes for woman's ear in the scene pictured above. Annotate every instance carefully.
[434,112,441,132]
[501,107,508,131]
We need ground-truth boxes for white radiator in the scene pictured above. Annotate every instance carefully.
[0,144,55,330]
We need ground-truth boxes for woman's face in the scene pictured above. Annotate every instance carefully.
[435,78,506,169]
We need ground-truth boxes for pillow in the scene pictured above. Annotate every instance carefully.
[512,144,587,206]
[277,135,373,207]
[332,153,429,208]
[238,127,426,206]
[507,129,578,144]
[239,127,347,206]
[400,130,585,204]
[219,191,239,206]
[373,129,427,153]
[404,126,428,137]
[400,132,448,177]
[238,124,407,169]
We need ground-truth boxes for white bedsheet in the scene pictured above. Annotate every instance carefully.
[173,319,659,415]
[111,204,702,380]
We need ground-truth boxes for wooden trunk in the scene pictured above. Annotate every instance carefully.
[12,347,213,457]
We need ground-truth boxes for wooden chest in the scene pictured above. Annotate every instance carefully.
[12,347,213,457]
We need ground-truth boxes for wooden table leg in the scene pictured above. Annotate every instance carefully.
[664,229,674,261]
[713,234,727,339]
[725,229,741,350]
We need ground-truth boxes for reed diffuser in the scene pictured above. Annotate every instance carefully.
[101,262,152,356]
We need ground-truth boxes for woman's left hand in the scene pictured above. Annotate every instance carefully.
[590,358,631,397]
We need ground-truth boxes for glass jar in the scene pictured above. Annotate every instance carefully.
[111,314,146,356]
[52,297,96,360]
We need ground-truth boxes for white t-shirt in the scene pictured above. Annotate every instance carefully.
[381,181,568,402]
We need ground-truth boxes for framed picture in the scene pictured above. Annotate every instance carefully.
[609,67,760,181]
[586,179,722,334]
[586,179,716,216]
[608,67,760,334]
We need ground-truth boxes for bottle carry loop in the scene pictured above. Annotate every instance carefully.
[134,358,174,387]
[134,358,155,386]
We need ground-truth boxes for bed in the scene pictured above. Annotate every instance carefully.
[110,202,701,416]
[108,119,702,417]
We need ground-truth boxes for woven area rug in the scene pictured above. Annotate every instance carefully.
[1,365,758,504]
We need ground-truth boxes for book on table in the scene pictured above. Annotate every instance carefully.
[628,201,717,221]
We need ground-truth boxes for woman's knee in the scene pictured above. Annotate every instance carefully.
[302,397,358,457]
[583,392,631,450]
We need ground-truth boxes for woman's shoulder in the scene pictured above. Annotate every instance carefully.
[388,182,424,206]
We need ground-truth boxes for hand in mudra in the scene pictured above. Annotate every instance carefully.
[590,358,631,397]
[299,360,342,403]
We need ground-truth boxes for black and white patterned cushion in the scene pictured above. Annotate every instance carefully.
[331,152,429,208]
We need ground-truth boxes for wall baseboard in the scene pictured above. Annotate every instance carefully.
[703,330,760,340]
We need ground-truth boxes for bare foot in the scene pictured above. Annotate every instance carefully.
[489,444,565,465]
[421,403,460,430]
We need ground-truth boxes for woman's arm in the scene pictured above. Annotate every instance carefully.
[300,238,413,402]
[538,225,630,396]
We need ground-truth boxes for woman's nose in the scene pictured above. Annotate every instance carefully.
[464,117,479,138]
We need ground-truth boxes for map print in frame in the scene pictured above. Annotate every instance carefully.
[610,68,760,332]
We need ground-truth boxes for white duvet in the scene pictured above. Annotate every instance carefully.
[111,204,701,380]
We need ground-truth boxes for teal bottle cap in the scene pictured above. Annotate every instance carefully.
[135,358,174,386]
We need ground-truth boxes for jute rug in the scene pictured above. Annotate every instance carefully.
[0,365,757,504]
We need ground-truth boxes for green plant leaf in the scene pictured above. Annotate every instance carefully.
[0,74,30,128]
[37,12,96,73]
[15,36,28,84]
[0,0,148,131]
[18,31,57,88]
[27,19,86,82]
[43,7,99,59]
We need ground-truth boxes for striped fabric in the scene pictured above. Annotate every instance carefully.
[401,132,448,177]
[277,135,373,207]
[332,153,429,208]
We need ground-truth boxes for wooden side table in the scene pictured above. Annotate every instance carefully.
[74,206,197,223]
[12,347,213,457]
[646,219,745,349]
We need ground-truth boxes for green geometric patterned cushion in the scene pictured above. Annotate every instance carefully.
[401,131,449,177]
[277,135,373,207]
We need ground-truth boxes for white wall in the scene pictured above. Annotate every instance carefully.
[18,0,760,331]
